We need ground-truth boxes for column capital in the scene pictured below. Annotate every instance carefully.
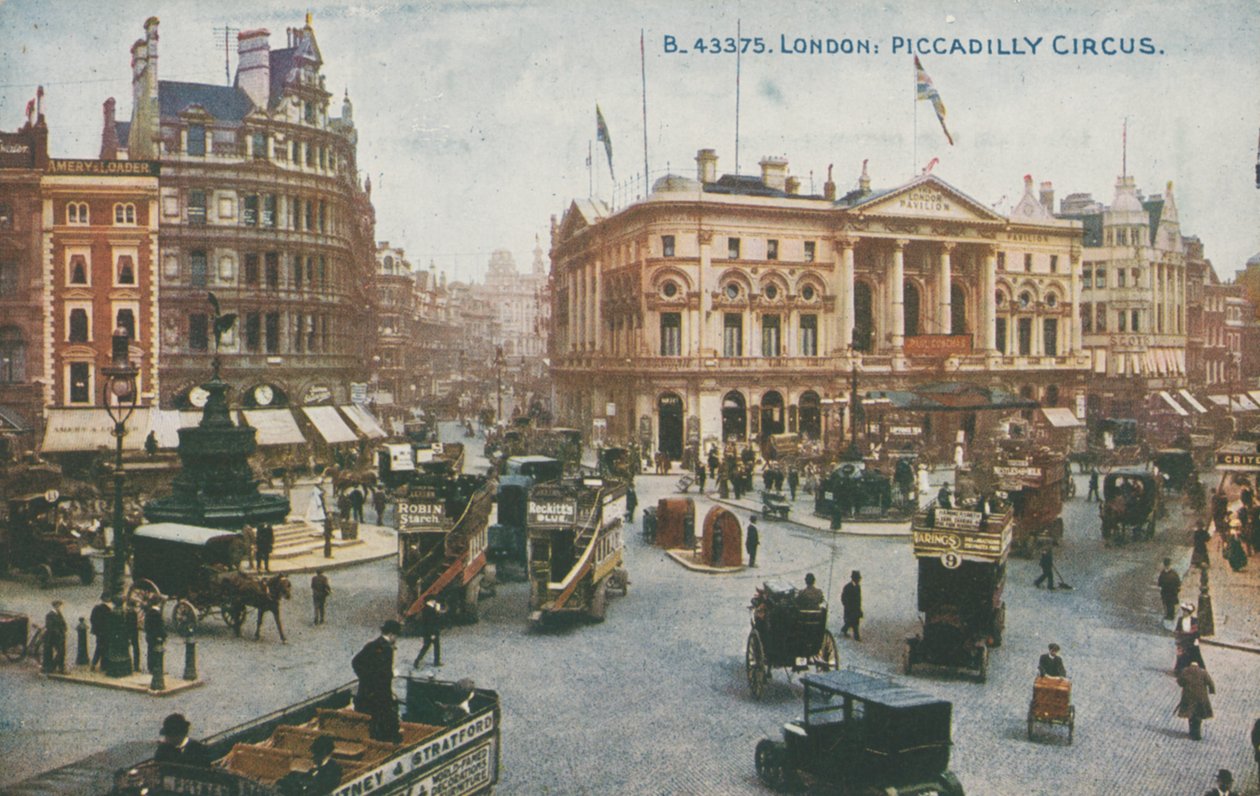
[893,239,910,251]
[834,235,858,251]
[698,230,715,246]
[940,241,957,254]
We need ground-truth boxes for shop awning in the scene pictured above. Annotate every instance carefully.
[1178,389,1208,413]
[1040,407,1084,428]
[41,408,153,453]
[1240,395,1260,412]
[1158,391,1189,417]
[242,409,306,446]
[340,404,387,439]
[149,409,184,449]
[302,406,357,444]
[1248,391,1260,409]
[0,405,30,432]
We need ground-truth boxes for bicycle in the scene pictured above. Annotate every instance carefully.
[0,612,44,663]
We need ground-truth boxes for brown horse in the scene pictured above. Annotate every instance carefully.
[225,573,292,642]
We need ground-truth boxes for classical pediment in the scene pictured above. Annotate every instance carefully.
[845,175,1006,225]
[556,199,610,243]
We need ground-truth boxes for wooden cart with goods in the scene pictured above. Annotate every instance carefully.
[1027,675,1074,744]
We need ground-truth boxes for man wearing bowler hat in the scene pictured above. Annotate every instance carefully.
[841,571,863,641]
[352,620,402,742]
[154,713,213,768]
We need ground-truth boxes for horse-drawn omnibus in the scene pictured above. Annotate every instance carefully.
[990,447,1068,556]
[526,476,628,625]
[396,473,495,627]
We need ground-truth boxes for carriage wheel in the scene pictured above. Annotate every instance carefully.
[903,642,914,675]
[221,601,245,632]
[78,557,95,585]
[1067,705,1075,745]
[35,565,53,589]
[127,580,164,610]
[27,629,43,666]
[754,739,787,790]
[172,601,198,636]
[975,646,989,683]
[814,631,839,672]
[746,631,768,699]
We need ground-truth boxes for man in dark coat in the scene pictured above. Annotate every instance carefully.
[696,464,707,493]
[1087,468,1100,501]
[745,517,760,568]
[124,601,141,672]
[1033,545,1057,590]
[841,571,863,641]
[373,488,388,525]
[154,713,213,768]
[256,523,274,573]
[1176,661,1215,740]
[1037,643,1067,678]
[412,599,445,668]
[89,594,112,671]
[1206,769,1237,796]
[796,573,824,608]
[626,485,638,522]
[1157,557,1182,621]
[353,621,402,742]
[311,570,332,625]
[707,450,720,480]
[42,600,67,674]
[305,735,343,794]
[788,467,800,501]
[144,598,166,674]
[349,487,366,523]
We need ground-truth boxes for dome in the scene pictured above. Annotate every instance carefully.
[652,174,701,193]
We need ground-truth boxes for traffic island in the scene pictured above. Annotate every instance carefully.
[664,548,746,574]
[44,667,204,696]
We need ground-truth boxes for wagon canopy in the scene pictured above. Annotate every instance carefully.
[132,523,244,595]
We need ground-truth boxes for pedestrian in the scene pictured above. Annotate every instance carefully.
[1157,557,1182,621]
[125,600,141,672]
[762,466,773,493]
[305,735,343,795]
[89,594,111,671]
[1086,468,1100,501]
[707,449,719,480]
[154,713,213,768]
[412,598,445,668]
[841,571,863,641]
[1226,527,1248,572]
[349,486,366,524]
[1191,522,1211,569]
[352,620,402,742]
[1037,643,1067,678]
[719,472,729,500]
[144,598,165,674]
[1252,720,1260,787]
[937,483,952,509]
[788,467,799,501]
[311,569,332,625]
[373,488,388,525]
[745,517,760,568]
[1205,768,1237,796]
[696,464,707,493]
[256,523,274,573]
[337,490,352,524]
[240,523,257,570]
[1176,661,1216,741]
[1033,544,1057,590]
[1175,601,1206,673]
[626,484,638,522]
[42,599,67,674]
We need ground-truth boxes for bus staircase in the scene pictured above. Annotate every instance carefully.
[537,521,599,615]
[402,489,492,618]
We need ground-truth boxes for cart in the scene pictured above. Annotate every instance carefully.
[1100,469,1162,544]
[126,523,251,635]
[1027,676,1074,744]
[745,582,839,699]
[0,611,43,663]
[761,491,790,520]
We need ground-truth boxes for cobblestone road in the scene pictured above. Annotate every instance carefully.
[3,443,1260,795]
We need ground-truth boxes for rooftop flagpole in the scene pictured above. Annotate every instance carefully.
[735,18,742,175]
[641,29,650,192]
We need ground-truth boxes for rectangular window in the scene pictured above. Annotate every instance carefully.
[1043,318,1058,357]
[305,142,315,167]
[190,250,208,287]
[291,255,303,289]
[187,124,206,156]
[800,314,818,356]
[319,257,328,291]
[265,312,280,354]
[761,314,781,357]
[293,313,304,353]
[662,235,675,258]
[69,362,90,404]
[804,241,816,262]
[995,317,1007,354]
[1116,270,1125,287]
[1117,310,1127,332]
[1023,253,1033,271]
[307,315,317,352]
[252,132,267,159]
[723,313,743,357]
[68,308,89,343]
[318,201,327,233]
[660,312,681,356]
[728,238,741,259]
[1095,268,1106,288]
[1096,303,1107,332]
[189,313,208,351]
[245,313,261,352]
[68,255,88,285]
[244,254,259,286]
[242,194,259,226]
[1131,309,1140,332]
[265,253,280,290]
[263,194,277,227]
[188,190,207,226]
[291,141,299,163]
[1050,255,1059,273]
[0,261,15,295]
[116,308,136,341]
[1017,317,1033,356]
[997,252,1006,270]
[1081,302,1092,333]
[305,201,314,231]
[305,102,316,124]
[766,240,779,261]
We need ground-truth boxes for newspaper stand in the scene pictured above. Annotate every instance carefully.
[906,503,1012,683]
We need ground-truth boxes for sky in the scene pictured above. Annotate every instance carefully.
[1,0,1258,283]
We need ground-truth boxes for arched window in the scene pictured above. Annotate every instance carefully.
[67,202,89,225]
[69,255,88,285]
[68,308,89,343]
[113,203,136,225]
[722,390,747,441]
[116,255,135,285]
[0,327,25,383]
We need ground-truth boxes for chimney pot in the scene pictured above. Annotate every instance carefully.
[237,29,272,110]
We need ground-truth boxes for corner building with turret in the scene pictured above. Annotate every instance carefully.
[549,150,1091,461]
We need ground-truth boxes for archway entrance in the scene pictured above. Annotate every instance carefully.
[722,391,747,441]
[798,391,821,440]
[760,391,785,438]
[853,283,873,352]
[657,392,684,460]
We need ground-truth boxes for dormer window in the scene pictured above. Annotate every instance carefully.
[187,124,206,156]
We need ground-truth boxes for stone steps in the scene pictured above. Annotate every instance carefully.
[255,521,366,560]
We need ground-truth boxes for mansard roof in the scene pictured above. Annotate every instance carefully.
[159,80,254,121]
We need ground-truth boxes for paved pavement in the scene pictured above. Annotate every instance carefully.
[4,439,1260,795]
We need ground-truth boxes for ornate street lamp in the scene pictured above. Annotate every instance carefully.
[494,346,505,424]
[101,327,138,678]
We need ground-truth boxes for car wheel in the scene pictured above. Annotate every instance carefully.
[754,739,786,790]
[975,646,989,683]
[35,565,53,589]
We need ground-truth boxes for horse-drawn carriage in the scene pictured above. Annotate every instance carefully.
[745,582,839,699]
[0,491,96,588]
[1100,469,1162,544]
[1152,448,1197,494]
[127,523,291,640]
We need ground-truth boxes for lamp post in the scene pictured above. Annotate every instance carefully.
[101,327,138,678]
[494,346,505,425]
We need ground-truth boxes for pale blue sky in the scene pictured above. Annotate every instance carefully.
[2,0,1257,281]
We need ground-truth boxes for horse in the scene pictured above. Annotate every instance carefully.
[224,573,292,642]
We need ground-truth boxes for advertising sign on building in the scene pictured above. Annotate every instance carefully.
[350,382,369,405]
[528,499,577,527]
[902,334,973,357]
[0,133,34,168]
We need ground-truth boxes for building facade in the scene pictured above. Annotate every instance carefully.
[550,151,1090,460]
[373,242,414,408]
[107,16,376,410]
[476,242,548,360]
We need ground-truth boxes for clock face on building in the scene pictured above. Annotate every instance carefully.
[189,386,210,408]
[254,384,275,406]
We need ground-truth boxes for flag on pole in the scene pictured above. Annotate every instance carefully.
[596,104,615,180]
[914,56,954,146]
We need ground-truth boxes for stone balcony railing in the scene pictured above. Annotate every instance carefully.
[551,351,1091,375]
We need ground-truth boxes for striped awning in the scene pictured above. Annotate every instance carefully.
[242,409,307,446]
[340,404,387,439]
[1157,391,1189,417]
[41,408,153,452]
[302,406,357,444]
[1178,389,1208,413]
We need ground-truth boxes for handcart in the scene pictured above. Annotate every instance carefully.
[1027,675,1074,744]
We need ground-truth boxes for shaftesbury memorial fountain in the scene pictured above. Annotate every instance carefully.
[144,295,290,529]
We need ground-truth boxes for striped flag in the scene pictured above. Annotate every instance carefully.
[914,56,954,146]
[596,104,615,180]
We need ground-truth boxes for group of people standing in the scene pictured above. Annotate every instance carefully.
[240,522,276,572]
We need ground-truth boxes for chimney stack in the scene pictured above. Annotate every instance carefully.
[824,164,836,201]
[785,176,801,195]
[1039,181,1054,213]
[759,156,788,191]
[100,98,119,159]
[859,159,871,194]
[237,29,272,110]
[695,148,718,184]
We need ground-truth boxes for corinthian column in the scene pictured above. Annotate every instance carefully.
[938,242,954,334]
[981,247,997,353]
[837,237,856,352]
[891,240,907,351]
[1069,251,1082,352]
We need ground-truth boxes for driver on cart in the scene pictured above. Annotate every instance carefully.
[1037,643,1067,678]
[797,573,825,609]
